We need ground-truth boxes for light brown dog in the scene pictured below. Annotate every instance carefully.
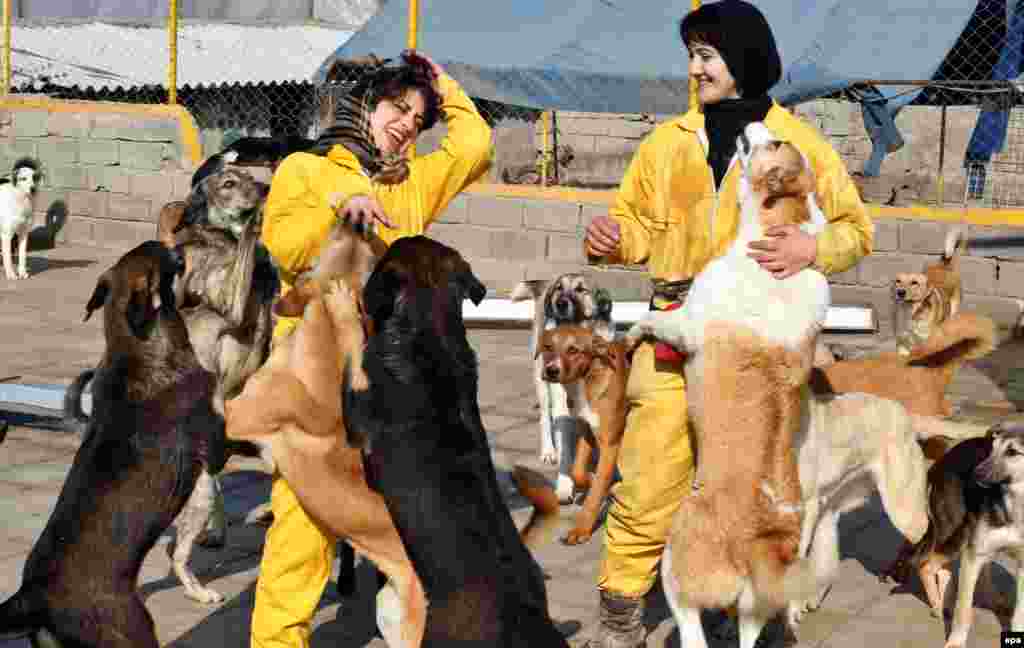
[892,226,967,355]
[746,137,817,230]
[536,324,629,545]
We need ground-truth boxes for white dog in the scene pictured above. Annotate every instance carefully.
[0,158,39,280]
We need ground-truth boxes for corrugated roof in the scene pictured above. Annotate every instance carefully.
[11,22,353,91]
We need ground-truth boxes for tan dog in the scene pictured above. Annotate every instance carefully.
[537,324,629,545]
[625,122,827,647]
[156,164,266,246]
[892,226,967,355]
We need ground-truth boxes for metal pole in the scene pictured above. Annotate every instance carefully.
[168,0,178,104]
[937,104,947,206]
[2,0,12,96]
[407,0,418,157]
[540,111,550,186]
[551,110,560,185]
[688,0,701,111]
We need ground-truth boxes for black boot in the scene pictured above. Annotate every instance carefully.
[586,589,645,648]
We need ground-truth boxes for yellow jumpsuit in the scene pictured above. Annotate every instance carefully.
[252,73,492,648]
[594,102,874,598]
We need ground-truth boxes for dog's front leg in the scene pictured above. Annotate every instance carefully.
[565,423,619,545]
[15,227,28,278]
[537,364,557,465]
[945,547,985,648]
[171,470,226,604]
[1007,549,1024,631]
[1,234,15,279]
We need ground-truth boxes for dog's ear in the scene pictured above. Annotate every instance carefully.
[274,276,317,318]
[125,271,163,338]
[457,266,487,305]
[84,273,112,322]
[363,268,402,325]
[181,176,212,230]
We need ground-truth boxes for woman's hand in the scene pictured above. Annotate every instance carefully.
[402,49,446,86]
[336,194,394,233]
[748,224,818,279]
[585,215,621,258]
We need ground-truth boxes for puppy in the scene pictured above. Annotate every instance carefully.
[0,157,39,280]
[510,273,614,502]
[892,226,967,356]
[0,241,224,648]
[898,423,1024,648]
[624,122,828,648]
[537,324,629,545]
[158,161,266,242]
[341,236,568,646]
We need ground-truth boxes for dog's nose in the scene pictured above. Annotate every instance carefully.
[895,288,906,300]
[256,181,270,198]
[544,365,560,381]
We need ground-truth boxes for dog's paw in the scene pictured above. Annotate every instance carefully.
[540,447,559,465]
[786,601,810,629]
[244,502,274,526]
[555,473,575,503]
[183,583,226,605]
[15,269,28,279]
[562,521,595,546]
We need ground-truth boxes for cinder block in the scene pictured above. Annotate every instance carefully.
[86,165,125,192]
[522,199,580,233]
[602,118,653,140]
[36,137,79,166]
[12,110,48,137]
[460,257,528,295]
[63,215,96,245]
[871,219,899,252]
[118,141,166,171]
[488,230,547,261]
[855,251,931,288]
[580,203,612,228]
[828,265,859,285]
[523,260,591,283]
[547,232,585,263]
[67,190,109,219]
[106,194,154,223]
[46,165,88,190]
[89,113,136,140]
[79,140,120,166]
[899,220,959,255]
[997,261,1024,299]
[467,195,525,228]
[127,119,180,143]
[6,137,38,161]
[32,189,68,216]
[47,112,91,138]
[959,255,996,296]
[171,171,194,200]
[428,223,492,255]
[961,294,1022,330]
[437,194,469,224]
[581,266,651,301]
[91,218,153,251]
[111,171,174,205]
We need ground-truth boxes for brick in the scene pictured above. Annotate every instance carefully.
[88,113,136,140]
[487,230,546,261]
[961,294,1022,330]
[522,200,580,233]
[32,189,68,216]
[12,110,48,137]
[91,218,152,251]
[111,171,175,204]
[601,118,653,140]
[959,255,996,296]
[855,251,931,288]
[46,112,91,138]
[46,165,87,190]
[426,223,489,254]
[547,232,585,263]
[126,119,180,143]
[86,166,125,192]
[67,190,109,219]
[171,171,194,200]
[6,137,38,161]
[36,137,79,166]
[581,266,651,301]
[828,265,859,285]
[898,220,957,255]
[79,140,120,166]
[997,261,1024,299]
[106,194,154,223]
[437,194,469,224]
[459,257,528,296]
[118,141,165,171]
[467,195,524,228]
[63,215,96,245]
[871,219,899,252]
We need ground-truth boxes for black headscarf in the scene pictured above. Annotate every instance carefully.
[680,0,782,188]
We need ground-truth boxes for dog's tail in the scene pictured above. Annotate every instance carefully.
[63,368,95,437]
[943,225,968,267]
[511,465,563,550]
[0,588,44,640]
[908,311,997,366]
[748,537,820,612]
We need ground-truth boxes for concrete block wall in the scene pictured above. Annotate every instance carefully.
[0,103,193,251]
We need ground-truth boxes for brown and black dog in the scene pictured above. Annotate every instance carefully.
[537,324,629,545]
[341,236,568,646]
[0,241,224,648]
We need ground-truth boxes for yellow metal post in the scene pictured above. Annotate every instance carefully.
[688,0,701,110]
[407,0,419,157]
[2,0,11,96]
[168,0,178,104]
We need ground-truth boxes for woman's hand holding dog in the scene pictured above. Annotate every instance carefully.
[336,194,395,234]
[585,215,621,258]
[748,224,817,280]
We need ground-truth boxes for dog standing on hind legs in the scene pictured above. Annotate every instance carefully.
[0,157,39,280]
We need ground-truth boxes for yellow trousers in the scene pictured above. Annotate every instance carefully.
[597,342,694,598]
[251,476,336,648]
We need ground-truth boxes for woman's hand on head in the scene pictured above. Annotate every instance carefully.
[402,49,445,84]
[585,215,621,258]
[337,194,394,234]
[747,224,817,280]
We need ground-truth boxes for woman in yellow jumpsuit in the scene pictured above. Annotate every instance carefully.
[252,50,493,648]
[582,2,874,645]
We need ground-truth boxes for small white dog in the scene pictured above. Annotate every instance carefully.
[0,158,40,280]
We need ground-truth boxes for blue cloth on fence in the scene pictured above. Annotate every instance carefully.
[966,0,1024,164]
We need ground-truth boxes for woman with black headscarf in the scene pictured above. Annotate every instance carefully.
[581,2,873,645]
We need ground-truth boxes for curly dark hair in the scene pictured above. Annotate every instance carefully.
[353,62,442,133]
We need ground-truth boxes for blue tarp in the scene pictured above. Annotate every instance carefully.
[317,1,981,115]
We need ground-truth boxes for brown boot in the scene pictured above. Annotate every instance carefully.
[586,589,645,648]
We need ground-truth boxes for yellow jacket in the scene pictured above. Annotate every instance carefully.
[601,102,872,289]
[262,73,493,339]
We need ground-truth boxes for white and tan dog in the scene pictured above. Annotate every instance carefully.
[625,122,828,648]
[0,158,39,280]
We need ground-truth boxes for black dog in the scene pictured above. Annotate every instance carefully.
[342,235,569,646]
[0,241,225,648]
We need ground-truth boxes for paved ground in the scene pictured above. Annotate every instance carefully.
[2,243,1024,647]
